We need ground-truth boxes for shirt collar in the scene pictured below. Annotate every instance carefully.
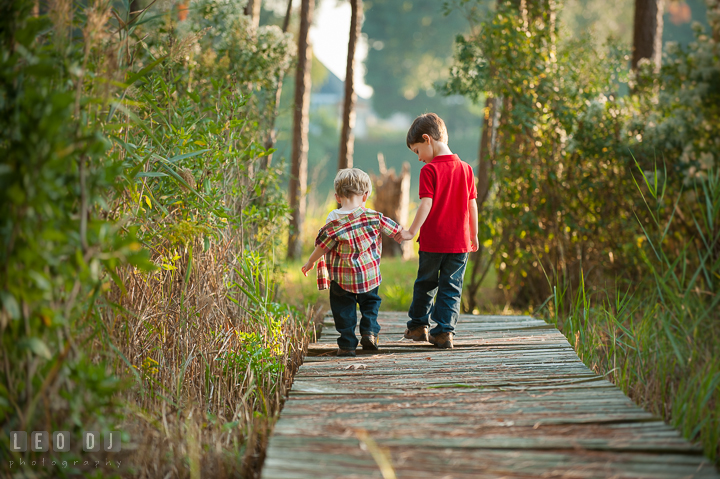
[431,154,459,163]
[337,205,365,224]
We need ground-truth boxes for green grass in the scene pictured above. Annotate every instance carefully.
[543,167,720,466]
[547,279,720,466]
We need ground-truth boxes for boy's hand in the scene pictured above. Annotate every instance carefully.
[301,261,314,276]
[471,234,480,252]
[394,228,414,243]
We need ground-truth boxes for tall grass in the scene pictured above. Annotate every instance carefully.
[543,166,720,465]
[105,240,314,477]
[1,1,313,477]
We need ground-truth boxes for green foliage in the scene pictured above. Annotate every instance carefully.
[0,0,153,467]
[114,0,294,253]
[217,329,285,385]
[1,0,301,474]
[646,25,719,188]
[446,1,649,305]
[446,0,719,463]
[446,1,720,308]
[547,164,719,463]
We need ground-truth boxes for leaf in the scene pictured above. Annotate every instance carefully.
[19,338,52,360]
[144,195,152,209]
[125,55,167,87]
[136,171,168,178]
[111,104,163,148]
[155,157,212,206]
[29,271,51,291]
[166,149,211,163]
[0,292,20,319]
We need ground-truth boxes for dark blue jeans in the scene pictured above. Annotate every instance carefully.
[407,252,469,336]
[329,281,382,350]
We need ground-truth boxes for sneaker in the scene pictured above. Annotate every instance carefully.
[404,326,429,342]
[360,334,379,351]
[337,348,356,357]
[428,332,453,349]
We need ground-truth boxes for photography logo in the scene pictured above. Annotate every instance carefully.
[10,431,122,452]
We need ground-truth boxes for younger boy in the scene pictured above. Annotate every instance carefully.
[302,168,402,357]
[396,113,479,349]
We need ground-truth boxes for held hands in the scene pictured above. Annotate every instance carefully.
[393,227,414,244]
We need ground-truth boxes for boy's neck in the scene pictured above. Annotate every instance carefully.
[338,194,366,210]
[431,140,453,158]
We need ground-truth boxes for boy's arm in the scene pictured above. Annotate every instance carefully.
[469,198,479,251]
[396,197,433,241]
[302,244,327,276]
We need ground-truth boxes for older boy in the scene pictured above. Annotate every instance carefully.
[396,113,479,349]
[302,168,402,357]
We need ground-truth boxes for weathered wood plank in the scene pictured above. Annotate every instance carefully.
[262,313,719,478]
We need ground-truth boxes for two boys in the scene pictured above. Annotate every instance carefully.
[302,113,478,355]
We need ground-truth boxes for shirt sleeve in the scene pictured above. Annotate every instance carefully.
[418,165,435,199]
[315,226,336,252]
[468,163,478,200]
[379,214,402,237]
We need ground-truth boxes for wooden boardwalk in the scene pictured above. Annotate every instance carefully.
[262,312,719,478]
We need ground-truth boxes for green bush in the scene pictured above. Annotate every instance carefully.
[445,1,718,307]
[445,0,720,464]
[1,0,306,476]
[446,1,652,306]
[548,164,719,463]
[0,0,153,468]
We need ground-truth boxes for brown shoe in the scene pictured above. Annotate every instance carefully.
[404,326,429,342]
[429,332,453,349]
[360,334,379,351]
[337,348,356,357]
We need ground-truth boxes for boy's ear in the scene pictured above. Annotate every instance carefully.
[362,191,369,201]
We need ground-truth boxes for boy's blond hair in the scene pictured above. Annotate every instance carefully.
[334,168,372,198]
[406,112,449,148]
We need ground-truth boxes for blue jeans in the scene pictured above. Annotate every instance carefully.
[407,252,468,336]
[329,281,382,350]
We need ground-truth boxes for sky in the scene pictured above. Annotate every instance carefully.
[308,1,373,98]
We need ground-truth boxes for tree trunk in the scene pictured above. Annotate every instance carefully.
[287,0,314,260]
[245,0,262,30]
[632,0,664,71]
[338,0,362,170]
[476,95,495,206]
[371,154,411,259]
[261,0,293,170]
[463,95,497,313]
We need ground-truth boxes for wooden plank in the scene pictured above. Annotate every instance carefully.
[262,313,719,478]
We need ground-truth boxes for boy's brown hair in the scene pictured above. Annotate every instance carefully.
[406,112,449,148]
[334,168,372,198]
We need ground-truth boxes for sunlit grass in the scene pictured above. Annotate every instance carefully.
[543,167,720,466]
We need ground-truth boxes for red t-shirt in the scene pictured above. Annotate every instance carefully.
[418,154,477,253]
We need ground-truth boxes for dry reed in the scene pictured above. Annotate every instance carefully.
[101,234,314,478]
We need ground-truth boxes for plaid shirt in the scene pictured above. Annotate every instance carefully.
[315,207,401,293]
